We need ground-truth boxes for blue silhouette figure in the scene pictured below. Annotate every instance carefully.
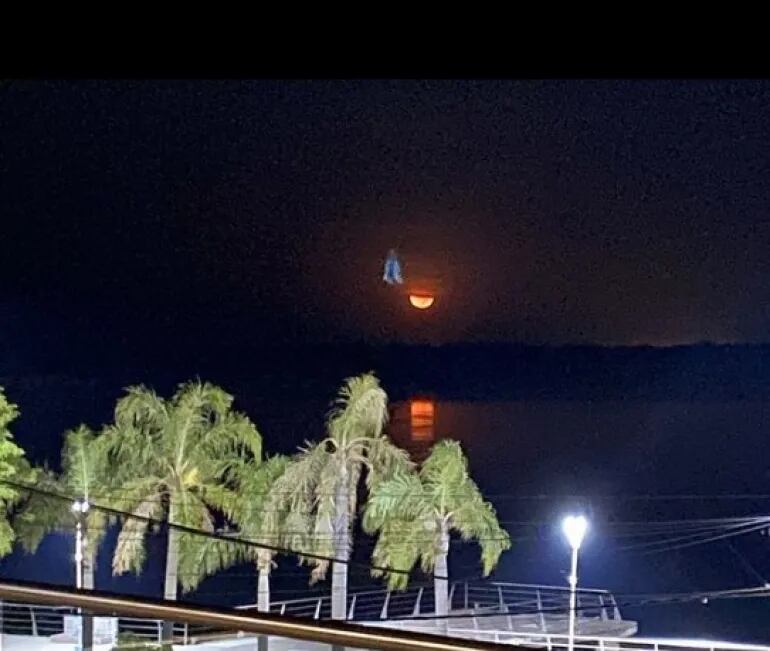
[383,249,403,285]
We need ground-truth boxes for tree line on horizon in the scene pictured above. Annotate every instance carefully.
[0,374,510,642]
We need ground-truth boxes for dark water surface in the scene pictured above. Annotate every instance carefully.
[2,344,770,641]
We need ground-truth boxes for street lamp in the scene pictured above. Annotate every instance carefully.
[562,515,588,651]
[71,498,90,589]
[71,498,94,651]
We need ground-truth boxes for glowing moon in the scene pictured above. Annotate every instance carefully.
[409,293,435,310]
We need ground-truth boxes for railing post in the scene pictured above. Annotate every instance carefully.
[449,582,456,609]
[611,593,621,620]
[157,620,163,642]
[412,587,424,616]
[347,594,357,620]
[464,582,469,610]
[81,612,93,651]
[498,585,505,611]
[29,606,38,637]
[313,598,322,620]
[536,587,547,633]
[380,592,391,620]
[598,594,609,621]
[280,603,286,616]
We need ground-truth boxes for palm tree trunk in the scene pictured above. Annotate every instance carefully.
[161,502,180,643]
[331,465,349,621]
[434,522,450,634]
[83,546,95,591]
[257,561,270,612]
[257,559,271,651]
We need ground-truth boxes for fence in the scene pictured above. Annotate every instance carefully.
[0,579,515,651]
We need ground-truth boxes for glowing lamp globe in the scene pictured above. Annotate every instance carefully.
[409,293,435,310]
[562,515,588,550]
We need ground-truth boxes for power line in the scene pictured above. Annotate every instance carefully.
[617,518,770,553]
[725,540,768,585]
[3,478,450,581]
[621,521,770,556]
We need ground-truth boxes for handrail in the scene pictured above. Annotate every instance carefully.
[488,582,612,595]
[0,579,527,651]
[238,580,623,623]
[446,628,770,651]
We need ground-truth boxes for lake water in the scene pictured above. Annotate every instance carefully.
[3,345,770,641]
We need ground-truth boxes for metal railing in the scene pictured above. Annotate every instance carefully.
[0,580,629,644]
[0,601,75,637]
[0,579,517,651]
[0,601,221,644]
[438,629,770,651]
[239,581,624,624]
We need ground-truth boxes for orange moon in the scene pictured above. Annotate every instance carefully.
[409,294,435,310]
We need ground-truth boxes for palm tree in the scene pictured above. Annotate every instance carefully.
[269,373,411,620]
[363,439,511,628]
[231,454,292,612]
[15,425,110,589]
[0,387,33,557]
[176,454,292,613]
[101,381,261,640]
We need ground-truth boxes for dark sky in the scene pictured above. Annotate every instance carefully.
[4,79,770,348]
[6,81,770,640]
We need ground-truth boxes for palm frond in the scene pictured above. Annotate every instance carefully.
[234,455,290,534]
[365,438,511,588]
[84,506,110,560]
[197,412,262,481]
[178,532,247,594]
[451,494,511,575]
[114,385,168,431]
[363,472,430,534]
[113,495,161,575]
[13,467,65,553]
[61,425,100,500]
[0,389,28,509]
[327,373,388,444]
[363,437,413,488]
[306,455,341,584]
[370,515,434,590]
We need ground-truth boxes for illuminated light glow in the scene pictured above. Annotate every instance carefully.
[410,399,435,442]
[408,293,435,309]
[562,515,588,550]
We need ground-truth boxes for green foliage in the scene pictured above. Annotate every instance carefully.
[103,380,262,596]
[0,387,32,557]
[111,633,172,650]
[14,425,111,567]
[267,373,411,584]
[363,439,511,590]
[176,453,293,594]
[231,454,292,566]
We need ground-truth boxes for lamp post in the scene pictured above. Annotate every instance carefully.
[71,498,92,651]
[71,499,89,589]
[562,515,588,651]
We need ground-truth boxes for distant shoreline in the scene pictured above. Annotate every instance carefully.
[4,342,770,402]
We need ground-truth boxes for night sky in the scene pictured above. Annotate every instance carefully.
[4,80,770,351]
[5,80,770,641]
